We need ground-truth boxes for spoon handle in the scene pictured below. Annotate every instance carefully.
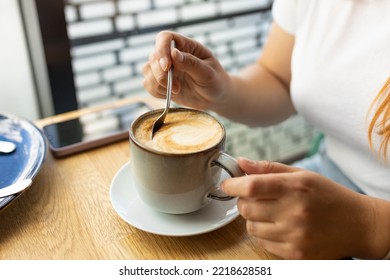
[165,40,175,110]
[151,40,176,138]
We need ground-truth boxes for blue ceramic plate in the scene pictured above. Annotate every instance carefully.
[0,113,47,210]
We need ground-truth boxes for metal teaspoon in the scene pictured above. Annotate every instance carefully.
[151,40,175,139]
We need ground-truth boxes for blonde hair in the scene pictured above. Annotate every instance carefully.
[368,77,390,161]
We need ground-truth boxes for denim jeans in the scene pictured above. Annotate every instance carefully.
[292,142,364,194]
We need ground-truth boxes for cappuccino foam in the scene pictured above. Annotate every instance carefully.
[134,110,223,154]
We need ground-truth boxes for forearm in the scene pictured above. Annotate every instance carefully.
[209,61,296,127]
[209,22,296,127]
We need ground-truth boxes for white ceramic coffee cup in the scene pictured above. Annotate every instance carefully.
[129,108,244,214]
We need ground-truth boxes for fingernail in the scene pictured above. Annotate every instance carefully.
[159,57,168,71]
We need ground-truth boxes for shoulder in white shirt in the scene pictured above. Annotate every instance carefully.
[272,0,390,199]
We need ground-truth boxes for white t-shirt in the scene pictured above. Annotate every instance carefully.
[272,0,390,200]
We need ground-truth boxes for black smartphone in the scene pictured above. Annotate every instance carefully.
[42,102,152,157]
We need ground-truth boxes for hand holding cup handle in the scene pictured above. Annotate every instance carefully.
[208,151,245,201]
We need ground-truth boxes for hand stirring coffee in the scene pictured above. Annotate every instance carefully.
[151,41,175,139]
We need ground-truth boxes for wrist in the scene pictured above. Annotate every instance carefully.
[354,195,390,259]
[207,73,241,115]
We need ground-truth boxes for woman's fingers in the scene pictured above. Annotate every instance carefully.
[222,173,288,199]
[238,157,301,175]
[144,31,214,98]
[142,61,167,99]
[222,159,305,199]
[155,31,213,69]
[237,197,277,221]
[246,220,287,242]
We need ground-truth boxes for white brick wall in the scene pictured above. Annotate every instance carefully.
[220,0,269,14]
[65,5,77,22]
[103,65,132,81]
[120,45,154,63]
[77,84,111,103]
[115,15,136,31]
[181,2,217,21]
[117,0,151,13]
[79,2,116,19]
[113,76,143,94]
[72,39,125,57]
[73,53,116,72]
[75,72,100,88]
[137,9,177,28]
[67,19,113,39]
[154,0,186,8]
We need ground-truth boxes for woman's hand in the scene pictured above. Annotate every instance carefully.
[142,31,231,110]
[142,25,296,126]
[221,158,385,259]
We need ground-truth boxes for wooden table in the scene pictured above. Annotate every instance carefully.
[0,97,279,260]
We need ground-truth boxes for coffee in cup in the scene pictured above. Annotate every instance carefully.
[134,110,223,154]
[129,108,244,214]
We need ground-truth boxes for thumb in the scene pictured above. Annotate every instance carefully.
[238,157,300,175]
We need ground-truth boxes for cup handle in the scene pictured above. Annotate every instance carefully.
[208,151,245,201]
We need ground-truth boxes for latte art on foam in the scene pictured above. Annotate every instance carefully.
[152,122,219,153]
[134,110,223,154]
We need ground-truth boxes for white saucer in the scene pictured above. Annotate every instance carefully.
[110,161,239,236]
